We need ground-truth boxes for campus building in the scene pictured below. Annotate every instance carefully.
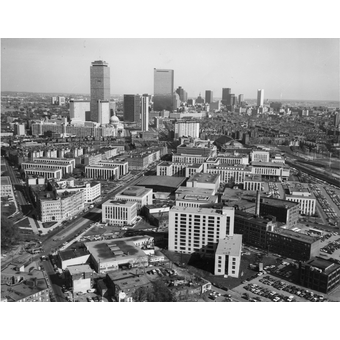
[207,164,251,184]
[102,199,137,226]
[99,160,129,178]
[33,188,85,222]
[174,120,200,139]
[85,164,120,180]
[251,150,270,163]
[21,158,75,175]
[186,173,220,195]
[175,187,218,208]
[24,167,63,180]
[284,183,316,216]
[250,162,290,180]
[115,186,153,211]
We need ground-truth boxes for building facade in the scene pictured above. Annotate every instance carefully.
[102,200,137,226]
[90,60,110,123]
[153,69,174,111]
[168,206,235,255]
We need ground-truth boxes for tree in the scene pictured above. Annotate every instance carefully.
[1,216,21,250]
[132,286,149,302]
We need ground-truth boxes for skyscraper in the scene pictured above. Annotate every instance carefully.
[222,88,231,105]
[141,94,149,131]
[238,94,244,105]
[175,86,188,102]
[90,60,110,123]
[257,89,264,107]
[123,95,141,122]
[205,90,213,104]
[153,69,174,111]
[334,111,340,128]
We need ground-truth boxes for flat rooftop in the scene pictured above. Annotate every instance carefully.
[252,161,289,168]
[270,228,318,244]
[85,235,152,264]
[1,271,48,302]
[187,163,203,169]
[136,176,186,189]
[175,187,215,196]
[216,235,243,256]
[170,205,234,216]
[24,166,61,172]
[107,271,150,289]
[306,258,339,273]
[158,161,172,167]
[1,176,11,186]
[85,164,119,169]
[59,248,90,261]
[188,173,219,184]
[103,199,137,207]
[118,186,152,197]
[235,210,275,226]
[67,264,93,276]
[260,197,298,209]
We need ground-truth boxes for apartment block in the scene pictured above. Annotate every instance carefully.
[168,206,235,255]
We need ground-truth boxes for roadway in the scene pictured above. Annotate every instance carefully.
[41,259,67,302]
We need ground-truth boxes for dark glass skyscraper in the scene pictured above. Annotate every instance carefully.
[222,88,231,105]
[205,90,213,104]
[90,60,110,122]
[153,69,174,111]
[175,86,188,102]
[123,94,141,122]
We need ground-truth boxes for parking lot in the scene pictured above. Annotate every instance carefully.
[232,274,327,302]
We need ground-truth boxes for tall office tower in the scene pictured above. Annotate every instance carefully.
[229,94,236,106]
[334,111,340,127]
[205,90,213,104]
[231,94,237,106]
[141,94,149,131]
[168,206,235,255]
[222,88,231,105]
[257,89,264,107]
[123,94,141,122]
[69,100,90,123]
[176,86,188,102]
[90,60,110,123]
[153,69,174,111]
[238,94,244,105]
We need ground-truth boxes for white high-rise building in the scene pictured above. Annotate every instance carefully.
[257,89,264,107]
[168,206,235,255]
[141,95,149,131]
[69,100,90,123]
[97,100,110,125]
[174,120,200,139]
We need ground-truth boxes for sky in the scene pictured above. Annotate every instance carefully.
[1,38,339,101]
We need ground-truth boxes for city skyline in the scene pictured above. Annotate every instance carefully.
[1,38,339,102]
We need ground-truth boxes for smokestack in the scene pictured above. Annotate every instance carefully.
[255,190,261,217]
